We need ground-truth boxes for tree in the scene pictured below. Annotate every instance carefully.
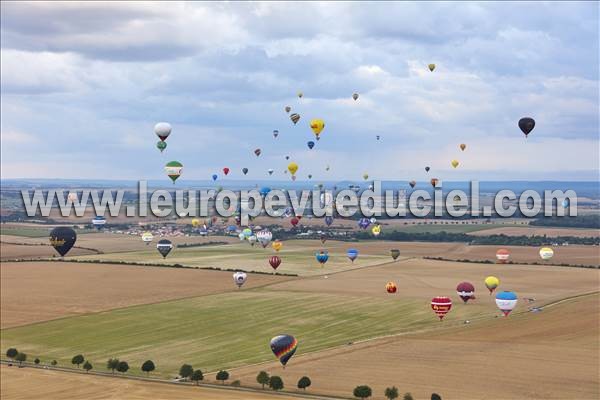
[385,386,399,400]
[269,376,284,391]
[34,358,40,365]
[431,394,442,400]
[353,385,372,399]
[107,358,119,374]
[191,369,204,385]
[141,360,155,376]
[116,361,129,374]
[216,370,229,384]
[297,376,312,391]
[179,364,194,380]
[403,393,414,400]
[83,361,93,373]
[51,360,58,367]
[15,352,27,366]
[256,371,270,389]
[6,348,18,360]
[71,354,85,368]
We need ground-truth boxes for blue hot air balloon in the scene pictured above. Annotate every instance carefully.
[347,248,359,262]
[495,291,518,316]
[270,335,298,367]
[358,218,370,229]
[324,216,334,226]
[212,174,218,181]
[260,187,272,197]
[307,141,315,150]
[315,251,329,265]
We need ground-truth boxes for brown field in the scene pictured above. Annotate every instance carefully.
[468,226,600,238]
[0,366,300,400]
[0,261,291,329]
[233,293,600,400]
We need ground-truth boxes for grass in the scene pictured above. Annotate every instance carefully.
[0,287,485,377]
[0,225,52,238]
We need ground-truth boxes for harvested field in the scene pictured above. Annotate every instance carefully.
[467,226,600,238]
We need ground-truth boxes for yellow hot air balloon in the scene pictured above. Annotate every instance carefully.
[539,247,554,260]
[272,240,283,252]
[451,160,459,168]
[363,173,369,180]
[460,143,466,151]
[191,218,200,228]
[287,162,298,175]
[371,225,381,236]
[428,63,436,72]
[484,276,500,294]
[310,119,325,139]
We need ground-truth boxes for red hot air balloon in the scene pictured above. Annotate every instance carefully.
[269,255,282,270]
[223,167,230,176]
[431,296,452,321]
[456,282,475,304]
[290,217,299,227]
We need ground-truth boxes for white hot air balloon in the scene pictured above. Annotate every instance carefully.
[539,247,554,260]
[141,231,154,245]
[256,230,273,248]
[233,271,247,288]
[495,291,518,316]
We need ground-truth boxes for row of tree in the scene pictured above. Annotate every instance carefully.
[256,370,311,391]
[354,386,443,400]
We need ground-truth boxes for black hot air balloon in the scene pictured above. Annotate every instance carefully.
[270,334,298,367]
[518,117,535,137]
[242,168,249,175]
[156,239,173,258]
[49,227,77,257]
[390,249,400,260]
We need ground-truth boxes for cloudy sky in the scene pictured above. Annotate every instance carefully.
[1,1,598,182]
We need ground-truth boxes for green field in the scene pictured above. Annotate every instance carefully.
[0,225,52,238]
[0,286,488,377]
[386,223,518,234]
[70,241,391,276]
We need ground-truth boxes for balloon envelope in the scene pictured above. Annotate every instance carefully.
[269,255,282,270]
[165,161,183,183]
[315,251,329,265]
[539,247,554,260]
[49,227,77,256]
[431,296,452,320]
[456,282,475,303]
[287,162,298,175]
[347,248,359,262]
[485,276,500,294]
[270,335,298,366]
[223,167,230,175]
[310,119,325,138]
[154,122,171,141]
[495,291,518,316]
[496,248,510,263]
[390,249,400,260]
[233,271,247,288]
[519,117,535,137]
[156,239,173,258]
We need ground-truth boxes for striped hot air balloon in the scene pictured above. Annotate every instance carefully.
[347,248,359,262]
[431,296,452,321]
[496,248,510,263]
[269,255,282,270]
[456,282,475,304]
[270,335,297,367]
[315,251,329,266]
[164,161,183,183]
[495,291,518,316]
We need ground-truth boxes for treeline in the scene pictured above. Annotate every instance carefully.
[424,257,599,270]
[176,241,228,248]
[531,215,600,229]
[355,231,600,246]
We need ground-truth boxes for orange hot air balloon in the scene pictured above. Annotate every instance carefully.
[430,178,439,188]
[496,248,510,263]
[431,296,452,320]
[386,281,397,294]
[272,240,283,252]
[460,143,466,151]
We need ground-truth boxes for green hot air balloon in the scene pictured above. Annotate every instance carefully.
[156,141,167,153]
[165,161,183,183]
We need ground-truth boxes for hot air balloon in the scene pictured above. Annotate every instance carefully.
[248,235,258,246]
[460,143,466,151]
[92,216,106,229]
[485,276,500,294]
[315,251,329,266]
[233,271,247,288]
[238,232,246,241]
[371,225,381,236]
[495,291,518,316]
[451,160,459,168]
[156,239,173,258]
[386,281,397,293]
[254,148,262,157]
[272,240,283,252]
[49,227,77,257]
[269,255,282,270]
[290,113,300,124]
[287,162,298,175]
[320,234,327,244]
[256,230,273,248]
[273,130,279,138]
[456,282,475,304]
[285,106,291,113]
[141,231,153,245]
[347,248,359,262]
[561,199,569,209]
[352,93,359,101]
[68,192,78,202]
[270,334,297,367]
[223,167,230,176]
[268,169,274,175]
[320,192,333,207]
[242,228,253,238]
[191,218,200,228]
[310,119,325,139]
[409,180,416,188]
[428,63,436,72]
[165,161,183,183]
[496,249,510,263]
[242,168,249,175]
[430,178,439,188]
[307,141,315,149]
[431,296,452,320]
[154,122,171,141]
[212,174,218,181]
[297,92,303,98]
[285,155,290,160]
[156,141,167,153]
[307,174,312,179]
[539,247,554,260]
[390,249,400,260]
[376,135,380,140]
[290,217,299,227]
[325,165,330,171]
[425,166,430,172]
[358,218,370,229]
[363,173,369,180]
[324,216,334,226]
[518,117,535,137]
[260,187,271,197]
